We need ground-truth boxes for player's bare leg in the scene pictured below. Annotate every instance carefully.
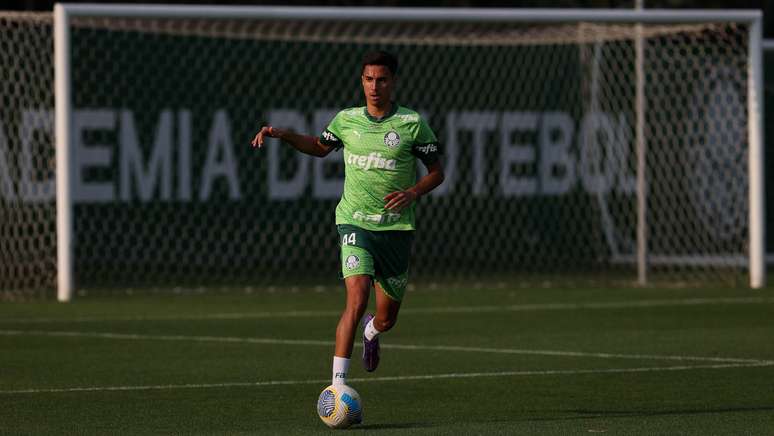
[336,275,371,357]
[362,282,401,372]
[373,282,401,332]
[332,274,371,385]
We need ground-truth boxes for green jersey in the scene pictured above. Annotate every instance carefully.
[319,104,441,231]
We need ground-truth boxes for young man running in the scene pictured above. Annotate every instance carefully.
[251,51,444,385]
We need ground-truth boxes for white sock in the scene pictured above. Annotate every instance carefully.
[332,356,350,385]
[364,318,381,341]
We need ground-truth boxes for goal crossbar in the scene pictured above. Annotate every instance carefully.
[56,5,760,23]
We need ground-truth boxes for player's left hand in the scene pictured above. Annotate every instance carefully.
[251,126,278,149]
[384,190,417,211]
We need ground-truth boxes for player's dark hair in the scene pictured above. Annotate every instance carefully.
[361,51,398,76]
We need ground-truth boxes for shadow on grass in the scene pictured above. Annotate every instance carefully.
[351,422,435,431]
[523,405,774,422]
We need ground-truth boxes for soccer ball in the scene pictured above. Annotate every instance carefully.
[317,384,363,429]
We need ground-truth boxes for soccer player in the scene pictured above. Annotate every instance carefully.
[251,51,444,386]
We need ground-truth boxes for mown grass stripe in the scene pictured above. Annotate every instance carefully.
[2,362,770,395]
[2,329,771,365]
[3,297,772,324]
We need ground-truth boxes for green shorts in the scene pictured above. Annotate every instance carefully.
[337,224,414,301]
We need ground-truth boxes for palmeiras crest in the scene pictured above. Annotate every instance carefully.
[345,255,360,270]
[384,131,400,148]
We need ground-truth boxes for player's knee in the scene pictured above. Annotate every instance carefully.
[344,300,367,318]
[374,316,396,332]
[344,279,370,309]
[343,296,368,319]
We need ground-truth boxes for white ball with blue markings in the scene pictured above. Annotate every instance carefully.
[317,384,363,429]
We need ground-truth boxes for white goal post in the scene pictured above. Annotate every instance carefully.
[48,5,764,301]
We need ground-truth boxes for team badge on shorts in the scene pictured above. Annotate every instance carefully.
[384,131,400,148]
[345,255,360,270]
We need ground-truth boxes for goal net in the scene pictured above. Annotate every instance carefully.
[0,7,763,300]
[0,12,56,300]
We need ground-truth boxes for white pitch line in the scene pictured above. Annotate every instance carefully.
[1,361,771,395]
[2,296,773,324]
[408,297,774,314]
[0,309,341,324]
[2,330,772,365]
[380,343,774,365]
[0,330,334,347]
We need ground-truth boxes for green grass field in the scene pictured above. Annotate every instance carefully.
[2,285,774,435]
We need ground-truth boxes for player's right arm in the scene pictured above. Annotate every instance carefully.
[251,126,334,157]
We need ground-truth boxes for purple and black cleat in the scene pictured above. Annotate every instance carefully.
[362,313,380,372]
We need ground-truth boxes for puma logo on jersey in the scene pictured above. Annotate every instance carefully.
[347,152,397,171]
